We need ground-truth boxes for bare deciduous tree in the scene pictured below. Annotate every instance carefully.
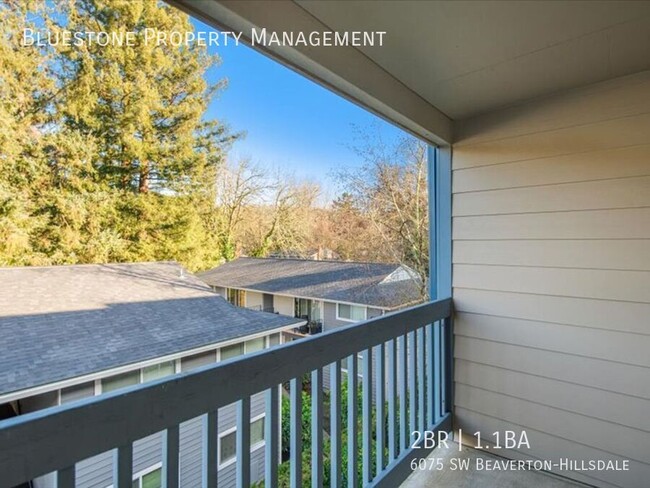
[213,159,320,260]
[214,158,268,260]
[247,173,320,257]
[332,133,429,296]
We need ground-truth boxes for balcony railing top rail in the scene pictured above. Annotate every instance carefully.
[0,297,452,488]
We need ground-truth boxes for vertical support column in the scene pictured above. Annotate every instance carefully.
[427,145,452,300]
[236,398,250,488]
[56,466,75,488]
[113,444,133,488]
[163,425,180,488]
[428,144,453,432]
[265,386,279,487]
[202,411,218,488]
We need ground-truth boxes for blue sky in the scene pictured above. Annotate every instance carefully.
[193,18,407,197]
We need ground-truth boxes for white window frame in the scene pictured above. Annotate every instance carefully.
[267,333,281,348]
[335,303,367,322]
[217,413,266,469]
[244,336,266,354]
[219,342,245,361]
[105,462,162,488]
[100,369,141,394]
[226,288,246,307]
[140,360,175,383]
[57,381,95,406]
[98,359,178,396]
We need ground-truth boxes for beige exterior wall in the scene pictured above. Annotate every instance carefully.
[452,70,650,488]
[274,295,295,317]
[212,286,226,298]
[245,291,264,310]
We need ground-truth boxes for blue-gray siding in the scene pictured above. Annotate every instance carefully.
[33,396,268,488]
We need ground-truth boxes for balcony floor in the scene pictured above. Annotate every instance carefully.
[401,442,586,488]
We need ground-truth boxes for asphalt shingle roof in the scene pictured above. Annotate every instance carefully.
[0,262,300,396]
[197,258,423,309]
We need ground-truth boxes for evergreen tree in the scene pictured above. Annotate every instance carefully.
[0,0,54,264]
[0,0,236,269]
[52,0,233,194]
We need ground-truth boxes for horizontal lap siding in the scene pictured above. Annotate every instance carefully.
[454,175,650,216]
[453,264,650,302]
[452,70,650,488]
[455,407,650,488]
[455,336,650,400]
[453,240,650,270]
[323,301,353,330]
[455,312,650,368]
[453,144,650,193]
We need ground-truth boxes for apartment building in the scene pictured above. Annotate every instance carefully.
[0,262,302,487]
[198,257,424,334]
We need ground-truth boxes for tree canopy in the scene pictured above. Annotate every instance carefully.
[0,0,234,269]
[1,0,429,289]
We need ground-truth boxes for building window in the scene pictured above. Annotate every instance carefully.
[250,416,265,445]
[142,361,175,382]
[337,303,365,321]
[219,416,265,467]
[268,333,281,346]
[245,337,265,353]
[294,298,312,319]
[220,343,244,360]
[180,350,216,372]
[60,381,95,404]
[131,466,161,488]
[227,288,246,307]
[220,430,237,465]
[102,370,140,393]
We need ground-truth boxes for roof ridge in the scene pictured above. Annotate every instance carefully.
[0,261,180,271]
[237,256,402,267]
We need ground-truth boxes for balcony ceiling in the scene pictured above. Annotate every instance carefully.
[297,0,650,119]
[171,0,650,143]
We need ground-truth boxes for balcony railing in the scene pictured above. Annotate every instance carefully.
[245,306,278,314]
[0,298,452,488]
